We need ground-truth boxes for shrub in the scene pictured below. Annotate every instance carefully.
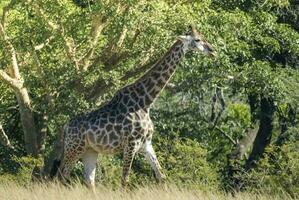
[0,155,43,185]
[247,138,299,198]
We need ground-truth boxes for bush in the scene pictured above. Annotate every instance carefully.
[247,139,299,198]
[157,138,219,189]
[0,155,43,185]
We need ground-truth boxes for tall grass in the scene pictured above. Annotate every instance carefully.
[0,182,294,200]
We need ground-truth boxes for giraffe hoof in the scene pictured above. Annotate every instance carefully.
[121,180,129,188]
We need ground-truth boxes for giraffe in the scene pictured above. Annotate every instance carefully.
[51,25,216,190]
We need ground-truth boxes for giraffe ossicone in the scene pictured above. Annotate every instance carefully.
[52,25,216,190]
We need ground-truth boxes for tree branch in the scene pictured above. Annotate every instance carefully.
[214,126,237,145]
[116,26,128,49]
[86,57,156,101]
[213,87,226,127]
[210,89,217,121]
[121,59,155,82]
[89,6,137,71]
[0,23,21,80]
[95,28,141,72]
[34,35,55,51]
[0,69,22,89]
[0,13,23,89]
[32,4,79,71]
[0,123,14,150]
[79,14,108,71]
[1,0,18,27]
[230,124,259,160]
[32,6,59,30]
[210,87,226,130]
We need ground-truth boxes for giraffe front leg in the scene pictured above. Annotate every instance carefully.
[143,139,166,183]
[121,141,138,187]
[82,149,98,192]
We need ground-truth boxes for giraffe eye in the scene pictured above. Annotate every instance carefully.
[194,39,201,42]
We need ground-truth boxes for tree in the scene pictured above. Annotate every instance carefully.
[0,1,38,155]
[0,0,298,195]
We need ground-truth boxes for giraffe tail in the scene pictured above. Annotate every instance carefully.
[49,159,61,178]
[49,125,66,179]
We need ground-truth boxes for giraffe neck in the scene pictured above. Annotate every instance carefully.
[115,40,187,111]
[138,40,186,105]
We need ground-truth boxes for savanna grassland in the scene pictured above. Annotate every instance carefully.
[0,0,298,199]
[0,183,294,200]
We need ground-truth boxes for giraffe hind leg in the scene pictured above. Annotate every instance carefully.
[82,149,98,192]
[59,145,85,185]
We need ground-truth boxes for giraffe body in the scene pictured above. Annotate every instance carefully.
[56,25,216,190]
[62,86,160,188]
[64,103,153,156]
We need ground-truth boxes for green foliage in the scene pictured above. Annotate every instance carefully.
[159,138,219,188]
[0,0,298,196]
[226,103,251,127]
[0,156,43,185]
[247,140,299,198]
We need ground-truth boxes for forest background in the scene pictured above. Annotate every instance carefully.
[0,0,298,198]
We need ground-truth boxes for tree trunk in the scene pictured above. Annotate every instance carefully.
[225,94,259,191]
[246,97,275,169]
[14,87,38,156]
[37,114,48,154]
[230,124,259,161]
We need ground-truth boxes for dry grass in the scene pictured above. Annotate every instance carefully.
[0,182,293,200]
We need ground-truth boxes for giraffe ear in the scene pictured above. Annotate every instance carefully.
[189,24,198,36]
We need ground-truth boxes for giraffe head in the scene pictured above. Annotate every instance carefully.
[178,25,216,58]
